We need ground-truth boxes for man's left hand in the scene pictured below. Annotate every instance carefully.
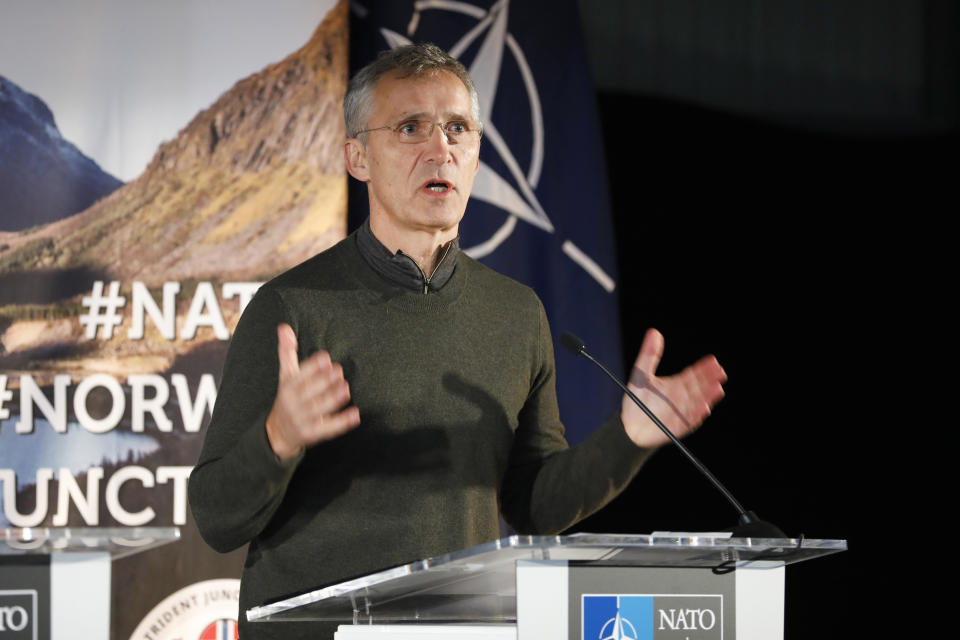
[622,328,727,448]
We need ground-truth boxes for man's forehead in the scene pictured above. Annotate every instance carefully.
[372,70,472,118]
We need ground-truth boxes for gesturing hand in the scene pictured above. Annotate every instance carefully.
[621,328,727,449]
[265,324,361,461]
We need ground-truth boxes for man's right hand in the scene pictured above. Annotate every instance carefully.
[265,323,361,461]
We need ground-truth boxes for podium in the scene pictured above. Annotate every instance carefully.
[246,533,846,639]
[0,527,180,640]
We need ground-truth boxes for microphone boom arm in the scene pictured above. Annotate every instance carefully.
[561,331,786,538]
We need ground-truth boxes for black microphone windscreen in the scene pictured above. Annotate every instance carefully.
[559,332,586,356]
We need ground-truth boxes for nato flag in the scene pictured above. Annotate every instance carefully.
[349,0,623,444]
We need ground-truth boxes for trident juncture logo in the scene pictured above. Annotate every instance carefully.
[373,0,616,293]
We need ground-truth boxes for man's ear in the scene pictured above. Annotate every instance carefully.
[345,138,370,182]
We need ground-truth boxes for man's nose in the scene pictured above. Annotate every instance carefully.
[423,124,453,163]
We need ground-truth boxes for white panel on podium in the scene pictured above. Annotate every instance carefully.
[333,624,517,639]
[516,559,568,640]
[735,561,785,640]
[51,552,110,640]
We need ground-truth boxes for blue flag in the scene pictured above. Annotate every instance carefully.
[349,0,622,444]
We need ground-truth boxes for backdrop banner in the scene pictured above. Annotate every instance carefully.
[0,1,347,638]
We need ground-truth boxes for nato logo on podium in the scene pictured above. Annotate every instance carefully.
[583,594,722,640]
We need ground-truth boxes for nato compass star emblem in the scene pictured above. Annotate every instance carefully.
[599,610,639,640]
[363,0,616,293]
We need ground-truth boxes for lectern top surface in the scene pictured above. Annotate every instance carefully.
[246,533,846,624]
[1,526,180,559]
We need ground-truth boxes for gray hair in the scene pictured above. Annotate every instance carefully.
[344,43,481,138]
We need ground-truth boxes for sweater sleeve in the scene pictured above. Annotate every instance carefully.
[498,298,655,534]
[188,286,303,553]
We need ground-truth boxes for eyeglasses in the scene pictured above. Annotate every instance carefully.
[354,119,483,144]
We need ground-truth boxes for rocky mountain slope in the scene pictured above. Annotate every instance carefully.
[0,0,347,287]
[0,75,123,231]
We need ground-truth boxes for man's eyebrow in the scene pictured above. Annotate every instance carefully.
[392,111,472,122]
[444,112,471,121]
[394,111,431,121]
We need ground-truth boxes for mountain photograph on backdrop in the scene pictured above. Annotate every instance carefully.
[0,3,348,386]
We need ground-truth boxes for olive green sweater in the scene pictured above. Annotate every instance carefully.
[188,231,652,639]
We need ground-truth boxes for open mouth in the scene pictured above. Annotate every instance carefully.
[422,180,452,193]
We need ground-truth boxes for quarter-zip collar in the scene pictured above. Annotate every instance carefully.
[356,217,459,293]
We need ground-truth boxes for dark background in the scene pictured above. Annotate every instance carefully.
[566,1,956,637]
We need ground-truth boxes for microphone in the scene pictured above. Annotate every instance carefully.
[560,331,786,538]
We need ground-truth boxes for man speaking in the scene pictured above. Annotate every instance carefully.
[189,43,726,640]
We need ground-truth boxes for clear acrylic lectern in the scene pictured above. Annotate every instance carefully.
[1,527,180,640]
[246,533,846,639]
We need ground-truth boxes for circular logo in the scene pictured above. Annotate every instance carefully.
[127,579,240,640]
